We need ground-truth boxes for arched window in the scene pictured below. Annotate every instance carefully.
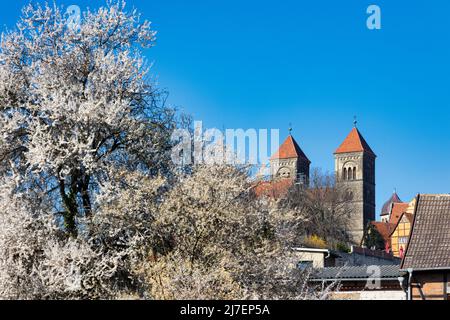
[277,167,291,179]
[353,167,357,180]
[343,168,347,180]
[347,167,353,180]
[346,190,354,200]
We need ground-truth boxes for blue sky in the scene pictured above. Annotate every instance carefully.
[2,1,450,218]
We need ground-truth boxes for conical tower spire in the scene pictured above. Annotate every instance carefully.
[270,135,310,163]
[335,127,376,156]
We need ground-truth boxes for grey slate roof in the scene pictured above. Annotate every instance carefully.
[401,194,450,270]
[381,192,402,216]
[310,265,401,282]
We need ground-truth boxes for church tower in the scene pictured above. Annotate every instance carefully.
[334,124,376,243]
[270,134,311,186]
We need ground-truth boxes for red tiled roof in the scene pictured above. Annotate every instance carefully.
[389,202,409,226]
[252,178,295,199]
[371,221,395,246]
[335,127,376,156]
[270,135,310,162]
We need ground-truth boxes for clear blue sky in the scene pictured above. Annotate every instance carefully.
[2,1,450,218]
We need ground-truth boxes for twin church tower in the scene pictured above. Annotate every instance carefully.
[269,125,376,242]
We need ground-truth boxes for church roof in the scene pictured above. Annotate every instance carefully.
[270,135,311,163]
[335,127,376,156]
[381,192,403,217]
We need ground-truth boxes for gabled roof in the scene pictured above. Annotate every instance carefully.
[335,127,376,156]
[389,212,414,237]
[270,135,310,162]
[401,194,450,271]
[388,202,409,226]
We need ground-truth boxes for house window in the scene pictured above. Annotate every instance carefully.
[353,167,357,180]
[343,168,347,180]
[297,261,314,270]
[399,237,408,244]
[347,168,353,181]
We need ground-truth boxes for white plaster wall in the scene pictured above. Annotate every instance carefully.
[332,291,406,300]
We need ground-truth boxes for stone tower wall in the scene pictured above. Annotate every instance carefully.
[335,152,376,243]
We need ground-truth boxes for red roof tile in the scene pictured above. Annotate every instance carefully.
[389,203,409,226]
[252,178,295,199]
[371,221,395,246]
[270,135,310,162]
[335,127,376,156]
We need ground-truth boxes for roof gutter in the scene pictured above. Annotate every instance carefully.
[292,247,331,256]
[400,266,450,272]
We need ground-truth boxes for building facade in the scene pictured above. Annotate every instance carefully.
[401,194,450,300]
[294,246,400,270]
[390,212,414,258]
[334,127,376,243]
[269,134,310,186]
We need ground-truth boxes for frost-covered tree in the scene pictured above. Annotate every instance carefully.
[0,1,339,300]
[0,1,175,236]
[0,1,177,300]
[0,174,150,299]
[146,165,337,300]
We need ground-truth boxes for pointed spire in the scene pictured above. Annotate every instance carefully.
[335,126,376,156]
[270,135,310,163]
